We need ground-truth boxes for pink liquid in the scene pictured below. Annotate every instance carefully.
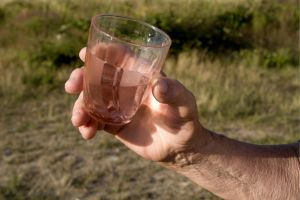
[84,48,149,125]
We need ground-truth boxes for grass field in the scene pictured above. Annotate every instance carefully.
[0,0,299,199]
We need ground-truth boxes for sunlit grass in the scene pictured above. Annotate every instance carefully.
[165,51,299,142]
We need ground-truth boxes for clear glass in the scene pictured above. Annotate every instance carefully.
[83,14,171,125]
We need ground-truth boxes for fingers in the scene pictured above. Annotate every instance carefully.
[65,47,86,94]
[152,77,197,118]
[79,118,98,140]
[106,44,132,67]
[65,67,84,94]
[152,77,190,105]
[70,92,105,140]
[71,93,90,127]
[79,47,87,62]
[68,46,103,140]
[71,93,96,140]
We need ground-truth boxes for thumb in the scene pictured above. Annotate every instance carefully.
[152,77,197,118]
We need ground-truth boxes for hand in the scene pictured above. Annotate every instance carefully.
[65,47,206,162]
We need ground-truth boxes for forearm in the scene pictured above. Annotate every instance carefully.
[161,128,300,200]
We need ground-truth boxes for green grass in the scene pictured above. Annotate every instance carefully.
[0,0,299,199]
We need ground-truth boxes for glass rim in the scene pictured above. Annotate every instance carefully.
[91,14,172,49]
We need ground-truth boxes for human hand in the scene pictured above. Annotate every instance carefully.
[65,47,207,162]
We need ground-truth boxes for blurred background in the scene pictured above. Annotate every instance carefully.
[0,0,299,199]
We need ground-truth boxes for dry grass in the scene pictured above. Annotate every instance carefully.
[0,71,219,200]
[165,51,299,143]
[0,53,225,199]
[1,50,299,199]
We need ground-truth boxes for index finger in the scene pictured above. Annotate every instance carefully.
[65,67,84,94]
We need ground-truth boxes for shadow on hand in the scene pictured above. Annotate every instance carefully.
[114,103,187,147]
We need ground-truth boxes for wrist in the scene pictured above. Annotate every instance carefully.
[159,122,212,171]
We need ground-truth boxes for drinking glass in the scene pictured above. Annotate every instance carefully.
[84,14,171,125]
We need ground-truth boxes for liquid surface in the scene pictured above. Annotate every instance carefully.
[84,47,149,125]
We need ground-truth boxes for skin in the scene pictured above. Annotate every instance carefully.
[65,47,300,200]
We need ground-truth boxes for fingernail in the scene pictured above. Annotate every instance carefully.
[158,79,168,94]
